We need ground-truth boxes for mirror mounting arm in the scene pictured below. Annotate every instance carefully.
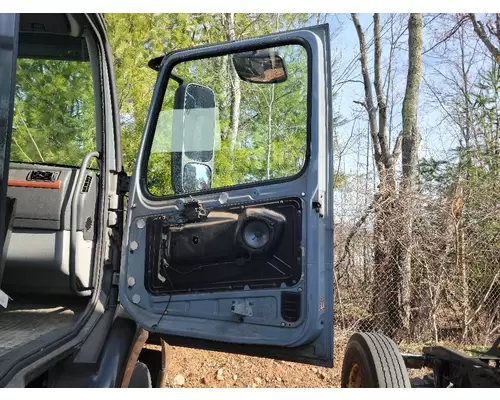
[182,199,209,223]
[147,56,184,85]
[170,73,183,85]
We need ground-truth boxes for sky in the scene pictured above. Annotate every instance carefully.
[321,13,489,219]
[325,13,465,179]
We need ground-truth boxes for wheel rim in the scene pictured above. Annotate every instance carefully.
[347,362,365,388]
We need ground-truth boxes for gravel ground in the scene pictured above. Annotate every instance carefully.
[159,333,350,388]
[150,331,432,388]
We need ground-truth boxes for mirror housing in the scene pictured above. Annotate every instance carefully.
[232,49,287,84]
[171,83,217,194]
[148,56,163,71]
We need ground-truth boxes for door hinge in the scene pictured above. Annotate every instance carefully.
[312,201,323,218]
[117,171,130,194]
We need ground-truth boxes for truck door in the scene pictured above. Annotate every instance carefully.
[121,24,334,367]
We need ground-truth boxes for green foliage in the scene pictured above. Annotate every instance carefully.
[145,43,308,196]
[333,173,347,189]
[12,58,96,166]
[103,13,324,196]
[10,13,338,196]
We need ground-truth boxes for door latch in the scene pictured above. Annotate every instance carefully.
[312,201,323,218]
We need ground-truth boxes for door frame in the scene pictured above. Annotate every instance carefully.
[0,14,19,288]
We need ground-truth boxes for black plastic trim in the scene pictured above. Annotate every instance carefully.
[52,318,136,388]
[97,14,123,174]
[0,14,19,289]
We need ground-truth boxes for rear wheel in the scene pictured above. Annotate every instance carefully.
[341,332,411,388]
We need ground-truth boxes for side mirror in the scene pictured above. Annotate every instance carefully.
[171,83,217,194]
[232,49,287,84]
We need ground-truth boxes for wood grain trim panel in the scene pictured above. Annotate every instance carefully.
[8,179,62,189]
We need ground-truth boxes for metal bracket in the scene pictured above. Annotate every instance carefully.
[117,171,130,194]
[112,272,120,286]
[182,199,209,223]
[231,300,253,318]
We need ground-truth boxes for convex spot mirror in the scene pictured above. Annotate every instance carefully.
[183,162,212,192]
[232,49,288,84]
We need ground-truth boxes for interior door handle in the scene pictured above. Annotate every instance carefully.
[70,151,100,296]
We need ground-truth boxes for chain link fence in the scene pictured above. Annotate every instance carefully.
[333,186,500,346]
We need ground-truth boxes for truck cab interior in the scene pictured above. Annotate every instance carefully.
[0,14,104,359]
[0,12,334,387]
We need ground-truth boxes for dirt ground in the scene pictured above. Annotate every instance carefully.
[152,331,431,388]
[160,334,348,388]
[153,332,397,388]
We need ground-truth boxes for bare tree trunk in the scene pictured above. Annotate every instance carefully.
[447,182,467,340]
[458,27,473,150]
[398,13,423,333]
[225,13,241,154]
[265,14,280,180]
[363,122,370,287]
[351,13,402,336]
[458,216,469,341]
[266,85,275,180]
[401,13,423,188]
[469,14,500,62]
[456,28,472,341]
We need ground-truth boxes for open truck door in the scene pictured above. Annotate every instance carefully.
[120,24,334,367]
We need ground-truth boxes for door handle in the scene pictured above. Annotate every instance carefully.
[70,151,100,296]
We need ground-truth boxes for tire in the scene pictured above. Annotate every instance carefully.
[341,332,411,388]
[129,361,153,388]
